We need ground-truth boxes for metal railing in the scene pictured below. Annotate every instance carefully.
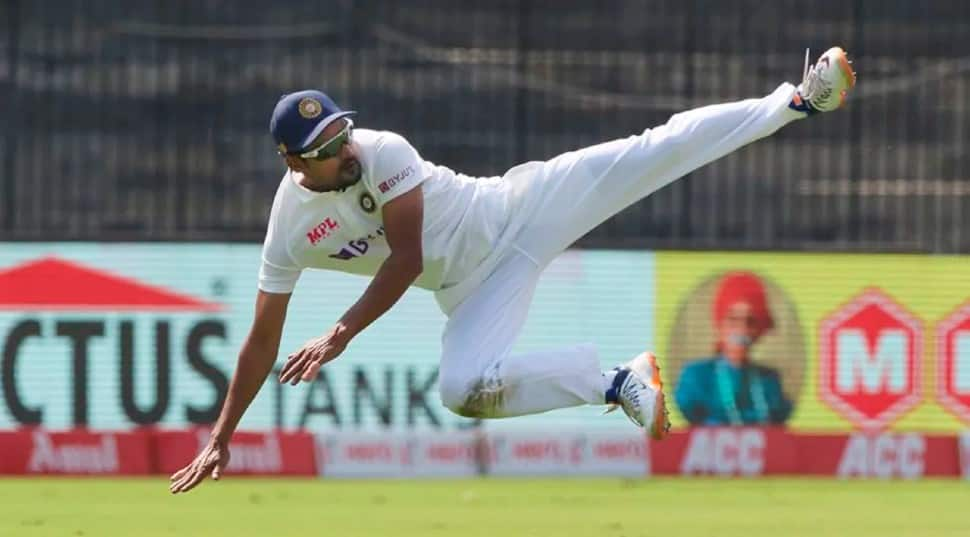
[1,0,967,252]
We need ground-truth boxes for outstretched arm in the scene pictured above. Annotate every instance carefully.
[169,289,291,494]
[278,184,424,384]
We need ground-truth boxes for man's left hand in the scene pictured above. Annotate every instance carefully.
[278,324,350,385]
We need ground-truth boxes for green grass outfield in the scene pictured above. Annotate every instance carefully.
[1,477,968,537]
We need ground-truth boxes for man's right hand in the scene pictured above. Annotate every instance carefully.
[169,438,231,494]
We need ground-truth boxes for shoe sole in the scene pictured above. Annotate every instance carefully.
[629,351,670,440]
[826,46,857,108]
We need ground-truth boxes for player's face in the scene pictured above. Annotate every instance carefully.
[292,118,362,191]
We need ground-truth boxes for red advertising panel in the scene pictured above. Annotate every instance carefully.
[651,427,794,476]
[153,429,316,476]
[0,428,963,478]
[797,433,959,478]
[651,429,961,478]
[0,429,151,475]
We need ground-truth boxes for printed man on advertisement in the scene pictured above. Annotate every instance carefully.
[170,47,855,493]
[675,272,793,426]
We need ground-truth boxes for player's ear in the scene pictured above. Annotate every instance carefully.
[284,154,308,172]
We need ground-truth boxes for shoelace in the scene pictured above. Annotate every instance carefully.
[603,377,647,427]
[620,383,645,426]
[800,48,834,105]
[604,362,672,434]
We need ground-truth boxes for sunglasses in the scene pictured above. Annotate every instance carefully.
[298,120,354,161]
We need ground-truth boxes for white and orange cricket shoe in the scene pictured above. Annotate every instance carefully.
[605,351,671,440]
[789,46,857,114]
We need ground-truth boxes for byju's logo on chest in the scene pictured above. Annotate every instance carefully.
[306,217,340,245]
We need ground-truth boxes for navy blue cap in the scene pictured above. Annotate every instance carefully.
[269,90,356,154]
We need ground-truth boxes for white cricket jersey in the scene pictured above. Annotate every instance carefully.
[259,128,527,313]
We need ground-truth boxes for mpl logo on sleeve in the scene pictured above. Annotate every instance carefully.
[306,217,340,245]
[818,289,923,430]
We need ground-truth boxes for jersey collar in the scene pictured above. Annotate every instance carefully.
[287,170,345,203]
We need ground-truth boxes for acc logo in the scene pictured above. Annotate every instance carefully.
[298,98,322,119]
[359,192,376,213]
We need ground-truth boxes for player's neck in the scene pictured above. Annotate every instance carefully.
[295,171,343,193]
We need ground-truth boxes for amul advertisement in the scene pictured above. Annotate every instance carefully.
[0,244,654,432]
[655,251,970,432]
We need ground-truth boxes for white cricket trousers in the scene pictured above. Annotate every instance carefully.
[438,83,805,418]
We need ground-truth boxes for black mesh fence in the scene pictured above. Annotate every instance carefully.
[1,0,968,252]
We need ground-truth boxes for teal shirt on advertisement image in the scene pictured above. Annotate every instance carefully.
[675,357,793,426]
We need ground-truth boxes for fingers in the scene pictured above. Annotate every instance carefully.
[279,350,311,385]
[173,467,206,494]
[170,444,232,494]
[169,465,197,493]
[170,462,199,493]
[301,361,322,382]
[169,465,191,484]
[279,335,345,385]
[279,345,328,385]
[278,351,301,382]
[170,452,213,494]
[213,447,230,481]
[170,459,211,494]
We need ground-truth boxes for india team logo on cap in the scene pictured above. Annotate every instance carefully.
[298,97,323,119]
[359,192,376,213]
